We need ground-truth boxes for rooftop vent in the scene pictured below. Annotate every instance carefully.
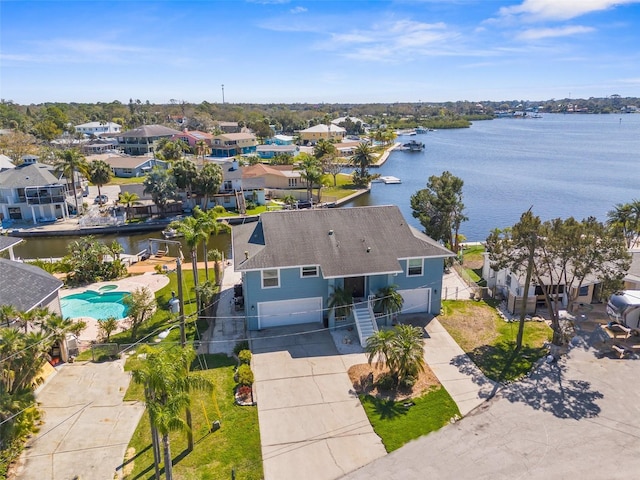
[328,230,334,235]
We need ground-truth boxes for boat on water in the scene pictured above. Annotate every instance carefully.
[415,126,429,134]
[401,140,425,151]
[379,176,401,184]
[162,228,183,239]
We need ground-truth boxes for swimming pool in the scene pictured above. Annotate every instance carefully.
[61,290,130,321]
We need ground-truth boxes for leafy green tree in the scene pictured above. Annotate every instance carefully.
[375,285,404,326]
[64,236,126,285]
[283,194,297,208]
[123,287,156,340]
[98,317,119,342]
[156,139,188,161]
[131,347,213,479]
[54,149,90,216]
[88,160,112,204]
[193,163,223,210]
[294,153,322,201]
[117,191,140,221]
[410,171,467,253]
[143,167,178,216]
[366,325,425,385]
[172,159,198,208]
[313,138,337,159]
[328,286,353,320]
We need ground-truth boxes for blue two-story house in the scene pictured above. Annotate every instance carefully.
[232,205,453,343]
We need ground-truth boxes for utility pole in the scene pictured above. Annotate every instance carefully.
[221,84,225,104]
[176,254,186,347]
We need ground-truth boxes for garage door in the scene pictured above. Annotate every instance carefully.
[398,288,432,314]
[257,297,323,329]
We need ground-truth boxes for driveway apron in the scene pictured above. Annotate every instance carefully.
[251,325,387,480]
[15,359,144,480]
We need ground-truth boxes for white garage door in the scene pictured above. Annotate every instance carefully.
[398,288,432,314]
[257,297,323,329]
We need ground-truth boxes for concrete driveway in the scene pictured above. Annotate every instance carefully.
[342,345,640,479]
[15,358,144,480]
[251,324,387,480]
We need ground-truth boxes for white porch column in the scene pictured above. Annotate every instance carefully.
[31,205,37,224]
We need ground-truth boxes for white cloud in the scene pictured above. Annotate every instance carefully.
[499,0,640,22]
[290,6,307,14]
[517,25,595,40]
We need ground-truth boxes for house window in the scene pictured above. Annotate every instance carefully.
[407,258,423,276]
[288,178,297,187]
[506,275,512,287]
[301,266,318,278]
[262,269,279,288]
[579,285,589,296]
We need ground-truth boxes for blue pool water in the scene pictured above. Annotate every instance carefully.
[61,290,130,320]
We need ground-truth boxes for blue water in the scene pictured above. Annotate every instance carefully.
[346,114,640,241]
[61,290,130,320]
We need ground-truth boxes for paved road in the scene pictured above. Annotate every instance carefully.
[341,345,640,479]
[15,359,144,480]
[251,325,387,480]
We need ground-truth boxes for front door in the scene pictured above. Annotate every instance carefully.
[344,276,365,299]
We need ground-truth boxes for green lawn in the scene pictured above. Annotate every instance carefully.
[123,354,263,480]
[360,387,460,452]
[106,177,146,185]
[439,300,552,382]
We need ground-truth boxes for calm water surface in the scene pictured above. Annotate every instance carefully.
[347,113,640,241]
[15,114,640,257]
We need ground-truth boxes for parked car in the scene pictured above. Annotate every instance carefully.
[94,194,108,204]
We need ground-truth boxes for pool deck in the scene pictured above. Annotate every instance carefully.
[61,273,170,343]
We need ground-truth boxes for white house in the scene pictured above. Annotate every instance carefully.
[75,121,122,136]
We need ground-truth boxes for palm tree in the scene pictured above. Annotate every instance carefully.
[54,149,89,216]
[0,304,18,327]
[88,160,112,205]
[375,285,404,326]
[118,191,140,221]
[144,168,178,216]
[170,212,210,301]
[366,329,397,370]
[193,163,223,210]
[327,286,353,322]
[131,347,213,479]
[172,158,198,209]
[351,142,375,179]
[195,139,209,166]
[207,249,224,286]
[391,324,425,383]
[294,153,322,201]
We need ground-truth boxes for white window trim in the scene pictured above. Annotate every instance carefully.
[300,266,319,278]
[407,258,424,277]
[262,269,280,289]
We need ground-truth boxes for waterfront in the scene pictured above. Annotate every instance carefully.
[12,113,640,257]
[347,113,640,241]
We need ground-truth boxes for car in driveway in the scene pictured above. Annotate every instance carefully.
[94,194,108,204]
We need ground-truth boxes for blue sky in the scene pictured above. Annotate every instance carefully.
[2,0,640,104]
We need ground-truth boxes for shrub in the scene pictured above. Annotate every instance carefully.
[237,364,254,386]
[399,375,417,389]
[233,340,250,356]
[238,349,252,365]
[375,372,396,391]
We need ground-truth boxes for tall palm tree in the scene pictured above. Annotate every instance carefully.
[207,249,224,287]
[170,212,210,299]
[294,153,322,201]
[351,142,374,179]
[193,163,223,210]
[131,347,212,479]
[375,285,404,326]
[143,168,178,216]
[54,149,89,216]
[0,304,18,327]
[117,191,140,221]
[328,286,353,321]
[195,139,209,166]
[201,206,230,281]
[365,329,397,371]
[172,159,198,209]
[88,160,112,205]
[391,324,425,383]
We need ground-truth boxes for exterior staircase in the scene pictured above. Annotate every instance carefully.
[353,298,378,348]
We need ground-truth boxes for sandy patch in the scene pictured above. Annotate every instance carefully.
[347,362,441,401]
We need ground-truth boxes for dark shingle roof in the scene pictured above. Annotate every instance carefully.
[232,205,453,278]
[0,259,63,312]
[0,236,23,253]
[0,163,61,188]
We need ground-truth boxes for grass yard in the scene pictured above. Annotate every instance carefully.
[321,173,360,200]
[360,387,459,452]
[461,244,485,285]
[439,300,552,382]
[123,354,263,480]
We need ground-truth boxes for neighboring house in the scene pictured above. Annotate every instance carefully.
[120,184,182,217]
[98,155,169,178]
[265,134,294,145]
[215,121,241,133]
[81,138,120,155]
[196,159,265,210]
[0,154,15,172]
[75,121,122,136]
[298,124,346,144]
[334,140,363,157]
[171,128,214,148]
[232,206,453,339]
[242,164,302,190]
[0,162,70,224]
[0,258,63,316]
[211,133,257,157]
[256,144,298,159]
[0,235,22,260]
[117,125,182,155]
[482,254,604,315]
[623,250,640,290]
